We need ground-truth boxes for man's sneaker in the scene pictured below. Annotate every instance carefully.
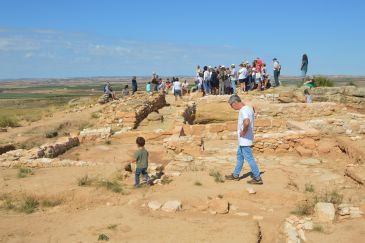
[225,174,240,181]
[247,178,263,185]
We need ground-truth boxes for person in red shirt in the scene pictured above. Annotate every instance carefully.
[255,57,263,73]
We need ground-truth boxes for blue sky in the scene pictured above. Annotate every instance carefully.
[0,0,364,79]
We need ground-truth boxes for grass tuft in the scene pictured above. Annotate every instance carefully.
[77,175,92,186]
[98,233,109,241]
[18,196,39,214]
[313,76,334,87]
[313,224,323,232]
[41,198,62,207]
[305,183,315,193]
[209,170,225,183]
[17,167,33,178]
[99,180,123,193]
[91,112,101,119]
[0,116,20,128]
[107,224,117,230]
[194,181,202,186]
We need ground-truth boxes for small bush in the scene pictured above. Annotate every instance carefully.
[194,181,202,186]
[91,112,101,119]
[313,76,334,87]
[19,196,39,214]
[41,198,62,207]
[305,183,315,193]
[98,234,109,241]
[0,116,20,128]
[17,168,33,178]
[209,170,225,183]
[105,140,111,145]
[346,81,357,86]
[313,224,323,232]
[78,175,91,186]
[107,224,117,230]
[320,190,343,205]
[2,198,15,210]
[291,200,315,216]
[99,180,123,193]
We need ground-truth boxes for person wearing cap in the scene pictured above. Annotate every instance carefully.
[230,64,238,94]
[273,58,281,87]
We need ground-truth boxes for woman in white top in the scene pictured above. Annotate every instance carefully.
[172,78,182,101]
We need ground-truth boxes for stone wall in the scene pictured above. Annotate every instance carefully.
[0,144,16,155]
[98,92,167,129]
[0,136,80,167]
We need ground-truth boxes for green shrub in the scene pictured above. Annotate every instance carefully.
[209,170,225,183]
[41,198,62,207]
[194,181,202,186]
[98,234,109,241]
[0,116,20,128]
[99,180,123,193]
[313,224,323,232]
[346,81,357,86]
[305,183,315,193]
[313,76,334,87]
[291,200,315,216]
[91,112,100,119]
[19,196,39,214]
[17,168,34,178]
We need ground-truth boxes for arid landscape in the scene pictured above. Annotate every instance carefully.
[0,79,365,243]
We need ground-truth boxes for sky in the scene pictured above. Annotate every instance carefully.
[0,0,364,79]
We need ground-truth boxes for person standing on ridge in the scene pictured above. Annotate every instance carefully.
[273,58,281,87]
[301,54,309,80]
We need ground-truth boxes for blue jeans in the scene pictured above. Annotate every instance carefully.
[203,80,210,94]
[233,146,261,179]
[273,70,280,87]
[231,79,236,94]
[135,168,150,186]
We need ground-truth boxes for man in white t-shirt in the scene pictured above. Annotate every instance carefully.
[225,95,263,184]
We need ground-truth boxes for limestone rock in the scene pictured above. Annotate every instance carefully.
[300,158,321,166]
[80,127,112,142]
[148,201,162,211]
[295,146,313,157]
[161,200,182,212]
[300,138,316,150]
[147,112,163,121]
[246,187,256,194]
[314,202,335,223]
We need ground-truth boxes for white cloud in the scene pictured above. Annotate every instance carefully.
[0,28,255,78]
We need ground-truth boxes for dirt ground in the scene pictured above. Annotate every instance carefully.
[0,89,364,243]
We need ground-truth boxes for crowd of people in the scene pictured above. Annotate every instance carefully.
[103,54,319,103]
[194,57,282,95]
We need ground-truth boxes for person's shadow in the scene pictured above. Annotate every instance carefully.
[239,171,265,180]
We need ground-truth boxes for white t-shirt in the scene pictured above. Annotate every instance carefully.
[203,70,210,81]
[230,68,238,80]
[237,106,254,146]
[173,81,181,91]
[238,67,248,79]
